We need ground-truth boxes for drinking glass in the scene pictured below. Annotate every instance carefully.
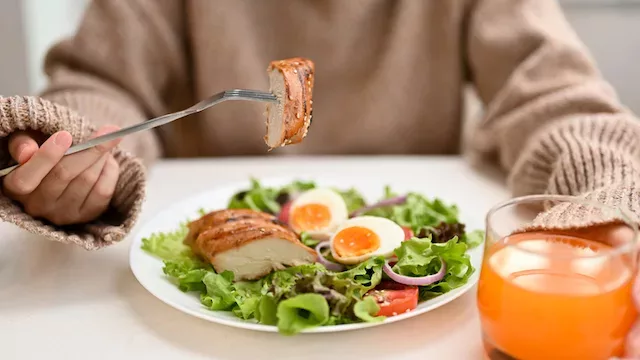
[478,195,638,360]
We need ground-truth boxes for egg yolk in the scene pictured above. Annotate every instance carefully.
[291,203,331,231]
[333,226,381,257]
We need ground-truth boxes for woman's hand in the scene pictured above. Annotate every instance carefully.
[2,125,121,226]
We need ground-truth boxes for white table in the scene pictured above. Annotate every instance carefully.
[0,156,509,360]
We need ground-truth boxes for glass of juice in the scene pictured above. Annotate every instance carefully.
[478,195,638,360]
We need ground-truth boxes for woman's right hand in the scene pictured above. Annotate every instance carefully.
[2,126,122,226]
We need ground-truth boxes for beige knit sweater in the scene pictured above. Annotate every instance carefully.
[1,0,639,249]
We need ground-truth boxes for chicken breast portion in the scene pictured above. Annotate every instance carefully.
[186,209,317,280]
[265,57,314,149]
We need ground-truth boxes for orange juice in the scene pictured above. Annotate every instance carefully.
[478,232,637,360]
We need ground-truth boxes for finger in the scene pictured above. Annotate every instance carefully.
[34,125,121,201]
[46,154,109,226]
[78,155,119,223]
[8,131,40,164]
[3,131,72,196]
[625,320,640,358]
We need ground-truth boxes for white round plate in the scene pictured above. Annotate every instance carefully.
[130,176,483,333]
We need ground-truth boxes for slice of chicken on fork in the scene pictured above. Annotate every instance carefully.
[265,57,315,149]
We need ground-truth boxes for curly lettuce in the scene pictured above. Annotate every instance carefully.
[363,186,459,232]
[393,236,474,300]
[141,222,192,262]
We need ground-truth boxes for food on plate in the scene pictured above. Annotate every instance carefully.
[184,208,277,249]
[265,57,314,149]
[288,188,348,241]
[141,178,483,335]
[186,209,316,280]
[329,216,404,264]
[367,281,419,317]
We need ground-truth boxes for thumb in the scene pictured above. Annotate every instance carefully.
[8,131,41,164]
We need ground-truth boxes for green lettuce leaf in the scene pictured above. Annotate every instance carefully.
[142,219,215,293]
[232,296,261,320]
[335,187,367,213]
[228,178,282,213]
[276,293,330,335]
[299,231,321,248]
[393,237,442,277]
[255,295,278,325]
[292,272,356,319]
[232,280,265,319]
[393,237,474,300]
[201,271,237,311]
[281,180,317,196]
[363,189,459,234]
[353,296,385,323]
[264,263,327,300]
[141,223,193,262]
[163,259,210,292]
[335,256,384,296]
[461,229,485,249]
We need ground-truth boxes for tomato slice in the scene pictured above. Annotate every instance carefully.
[401,226,414,241]
[278,201,292,224]
[366,281,419,317]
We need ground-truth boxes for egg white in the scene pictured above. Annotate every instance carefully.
[330,216,404,264]
[289,188,348,240]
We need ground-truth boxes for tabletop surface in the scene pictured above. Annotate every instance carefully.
[0,156,509,360]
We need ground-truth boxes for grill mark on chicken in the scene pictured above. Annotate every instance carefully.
[196,217,281,250]
[197,225,297,262]
[184,209,276,247]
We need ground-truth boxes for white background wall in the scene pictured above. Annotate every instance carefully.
[562,0,640,113]
[21,0,89,92]
[1,0,639,113]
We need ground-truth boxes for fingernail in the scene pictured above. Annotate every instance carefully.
[53,132,72,148]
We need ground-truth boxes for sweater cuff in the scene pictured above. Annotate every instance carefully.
[508,113,640,230]
[0,96,145,250]
[528,185,640,232]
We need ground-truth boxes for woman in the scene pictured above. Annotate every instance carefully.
[1,0,639,356]
[2,0,640,272]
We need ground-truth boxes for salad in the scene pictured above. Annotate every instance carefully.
[141,179,483,335]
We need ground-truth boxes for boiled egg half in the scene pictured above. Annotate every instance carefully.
[330,216,404,264]
[289,188,348,240]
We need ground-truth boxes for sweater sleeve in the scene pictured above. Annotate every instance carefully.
[466,0,640,226]
[0,0,190,249]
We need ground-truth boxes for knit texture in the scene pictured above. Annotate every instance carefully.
[0,97,145,249]
[1,0,639,248]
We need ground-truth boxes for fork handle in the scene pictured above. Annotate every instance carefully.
[0,90,276,178]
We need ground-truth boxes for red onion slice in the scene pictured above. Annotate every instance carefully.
[383,258,446,286]
[350,195,408,217]
[315,241,345,272]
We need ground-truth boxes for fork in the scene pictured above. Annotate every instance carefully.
[0,89,277,177]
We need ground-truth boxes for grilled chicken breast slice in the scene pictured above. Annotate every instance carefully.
[186,209,316,280]
[265,57,314,149]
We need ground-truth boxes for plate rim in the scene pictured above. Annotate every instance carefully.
[129,176,481,334]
